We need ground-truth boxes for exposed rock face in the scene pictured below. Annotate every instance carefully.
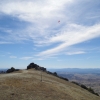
[27,62,46,72]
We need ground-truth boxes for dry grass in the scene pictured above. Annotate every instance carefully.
[0,69,100,100]
[65,73,100,95]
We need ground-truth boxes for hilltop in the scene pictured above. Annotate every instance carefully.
[0,68,100,100]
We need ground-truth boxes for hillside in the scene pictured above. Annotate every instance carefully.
[0,69,100,100]
[53,68,100,95]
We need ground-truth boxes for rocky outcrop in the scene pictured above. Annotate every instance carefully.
[27,62,46,72]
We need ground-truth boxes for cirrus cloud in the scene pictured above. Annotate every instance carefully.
[0,0,100,59]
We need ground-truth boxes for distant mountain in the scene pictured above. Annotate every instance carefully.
[48,68,100,74]
[0,68,8,73]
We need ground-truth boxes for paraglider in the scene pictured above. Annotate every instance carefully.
[58,20,60,23]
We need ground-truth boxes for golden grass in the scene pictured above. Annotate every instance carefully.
[0,69,100,100]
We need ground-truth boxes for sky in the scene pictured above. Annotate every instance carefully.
[0,0,100,69]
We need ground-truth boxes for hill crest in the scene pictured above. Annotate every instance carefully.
[0,69,100,100]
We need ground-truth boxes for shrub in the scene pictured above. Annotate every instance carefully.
[6,67,19,73]
[88,87,99,96]
[81,84,88,90]
[59,76,69,81]
[27,63,35,69]
[80,85,99,96]
[47,71,52,74]
[6,67,15,73]
[53,72,57,76]
[71,81,80,86]
[27,62,46,72]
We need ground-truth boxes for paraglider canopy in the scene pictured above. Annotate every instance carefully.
[58,20,60,23]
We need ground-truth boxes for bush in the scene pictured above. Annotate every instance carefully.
[6,67,15,73]
[59,76,69,81]
[53,72,57,76]
[88,87,99,96]
[80,85,99,96]
[27,62,46,72]
[81,84,88,90]
[71,82,99,96]
[71,81,80,86]
[27,63,36,69]
[6,67,20,73]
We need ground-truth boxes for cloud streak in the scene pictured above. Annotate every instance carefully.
[10,56,17,58]
[20,57,33,60]
[0,0,100,59]
[66,51,86,55]
[37,24,100,56]
[0,0,73,22]
[0,42,12,44]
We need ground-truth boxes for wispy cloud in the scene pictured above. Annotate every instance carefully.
[37,24,100,57]
[0,0,100,59]
[20,57,33,60]
[66,51,86,55]
[10,56,17,58]
[1,0,73,43]
[0,0,73,22]
[0,41,13,44]
[87,16,100,19]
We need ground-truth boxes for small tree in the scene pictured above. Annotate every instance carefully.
[6,67,15,73]
[11,67,15,71]
[53,72,57,76]
[81,84,88,90]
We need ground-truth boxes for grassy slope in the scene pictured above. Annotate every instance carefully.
[0,69,100,100]
[61,73,100,95]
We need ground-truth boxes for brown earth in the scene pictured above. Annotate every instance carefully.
[0,69,100,100]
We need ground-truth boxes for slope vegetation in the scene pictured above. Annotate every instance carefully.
[0,69,100,100]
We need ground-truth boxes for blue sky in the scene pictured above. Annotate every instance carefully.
[0,0,100,69]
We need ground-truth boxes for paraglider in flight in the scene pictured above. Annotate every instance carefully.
[58,20,60,23]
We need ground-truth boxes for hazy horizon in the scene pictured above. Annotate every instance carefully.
[0,66,100,70]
